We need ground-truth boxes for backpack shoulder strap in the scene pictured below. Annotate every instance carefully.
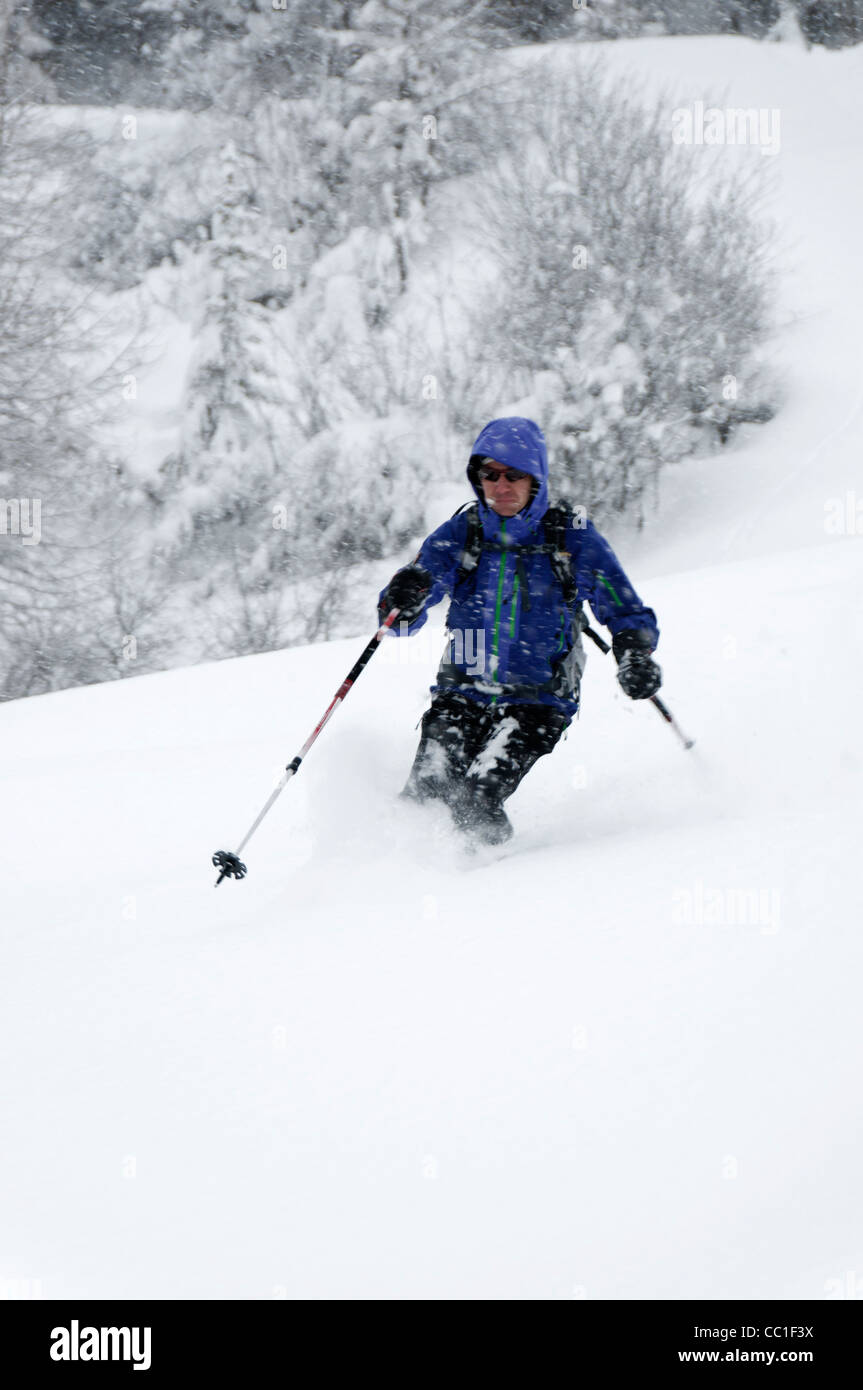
[542,501,581,614]
[451,501,482,590]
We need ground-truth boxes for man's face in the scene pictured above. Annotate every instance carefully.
[478,460,533,517]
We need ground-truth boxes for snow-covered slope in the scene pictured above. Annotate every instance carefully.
[2,36,862,1300]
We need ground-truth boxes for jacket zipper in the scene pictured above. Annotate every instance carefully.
[509,574,520,640]
[490,519,508,693]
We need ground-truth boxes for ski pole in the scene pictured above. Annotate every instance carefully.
[581,622,695,750]
[212,607,401,885]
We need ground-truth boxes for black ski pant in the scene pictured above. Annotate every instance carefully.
[402,690,569,818]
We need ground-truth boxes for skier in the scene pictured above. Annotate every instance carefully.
[378,417,661,846]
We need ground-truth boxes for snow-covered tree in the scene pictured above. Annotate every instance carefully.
[159,139,284,575]
[248,93,353,299]
[142,0,344,111]
[796,0,863,47]
[337,1,496,293]
[0,89,141,697]
[27,0,173,104]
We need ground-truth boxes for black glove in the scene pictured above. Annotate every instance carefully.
[613,629,662,700]
[380,565,432,625]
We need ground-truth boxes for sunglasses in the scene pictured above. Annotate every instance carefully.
[477,464,530,485]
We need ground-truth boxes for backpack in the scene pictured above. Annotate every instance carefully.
[447,500,587,700]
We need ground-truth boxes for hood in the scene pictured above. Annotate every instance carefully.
[468,417,549,542]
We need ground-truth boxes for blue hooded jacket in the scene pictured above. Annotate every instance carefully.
[379,417,658,716]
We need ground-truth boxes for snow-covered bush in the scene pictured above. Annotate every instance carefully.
[468,64,777,524]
